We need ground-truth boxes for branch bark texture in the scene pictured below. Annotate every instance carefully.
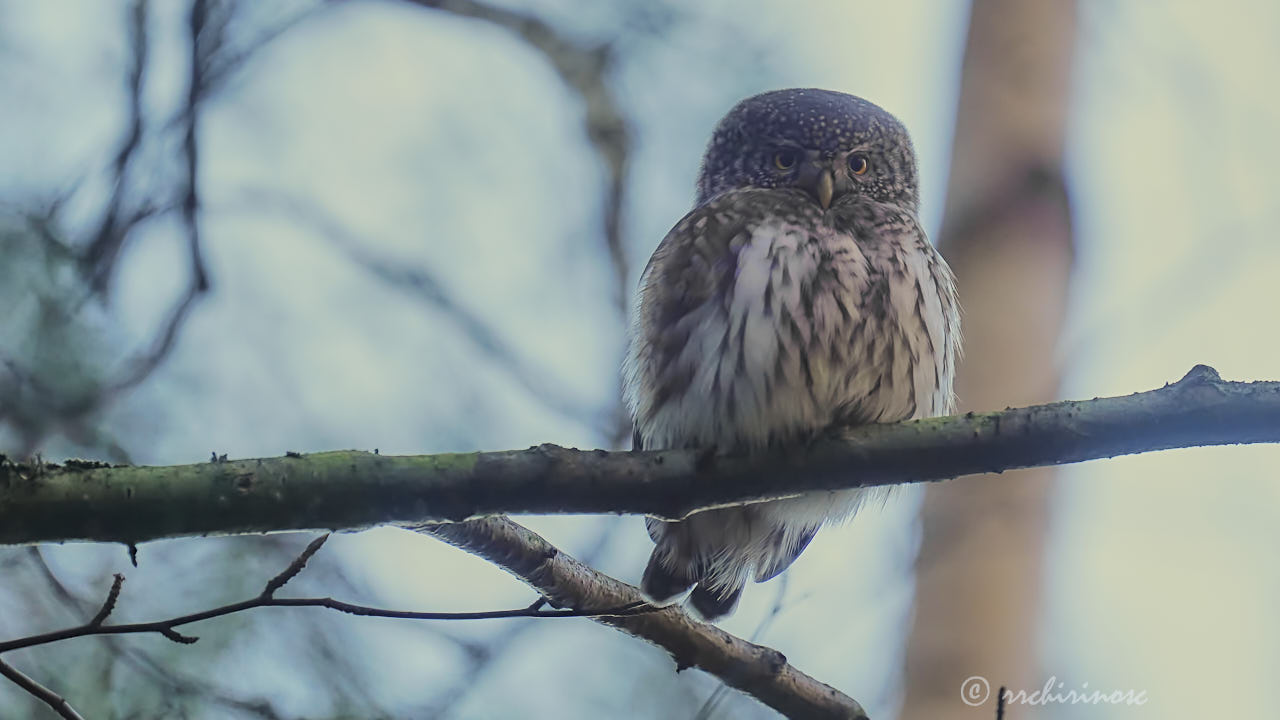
[419,517,868,720]
[1,365,1276,546]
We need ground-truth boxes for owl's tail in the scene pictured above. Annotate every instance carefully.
[641,510,819,621]
[641,515,754,621]
[641,548,744,621]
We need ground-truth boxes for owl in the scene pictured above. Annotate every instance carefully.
[623,88,960,620]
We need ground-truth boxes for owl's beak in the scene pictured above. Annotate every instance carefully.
[814,169,835,210]
[798,166,838,209]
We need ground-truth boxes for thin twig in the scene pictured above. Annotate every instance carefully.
[0,537,656,656]
[31,544,293,720]
[88,573,125,627]
[0,658,87,720]
[261,533,329,598]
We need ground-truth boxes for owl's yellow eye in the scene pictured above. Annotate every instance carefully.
[773,150,799,171]
[848,153,869,175]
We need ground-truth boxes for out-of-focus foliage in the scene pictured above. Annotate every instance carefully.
[0,217,122,457]
[1,1,947,717]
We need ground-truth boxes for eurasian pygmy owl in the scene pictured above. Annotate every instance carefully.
[624,88,960,620]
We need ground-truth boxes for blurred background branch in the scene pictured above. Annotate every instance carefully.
[2,0,1277,717]
[0,0,324,458]
[233,188,600,425]
[397,0,637,447]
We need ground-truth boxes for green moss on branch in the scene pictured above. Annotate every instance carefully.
[1,365,1277,546]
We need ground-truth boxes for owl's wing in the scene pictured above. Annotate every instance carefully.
[637,190,782,338]
[630,189,819,443]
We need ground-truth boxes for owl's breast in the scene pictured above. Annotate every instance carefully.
[627,215,954,451]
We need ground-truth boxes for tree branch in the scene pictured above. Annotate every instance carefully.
[0,532,672,718]
[0,534,657,657]
[0,526,862,719]
[0,658,87,720]
[1,365,1276,546]
[419,517,868,720]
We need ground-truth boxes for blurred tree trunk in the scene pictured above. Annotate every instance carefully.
[899,0,1077,717]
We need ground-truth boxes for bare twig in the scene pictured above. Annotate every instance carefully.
[260,533,328,598]
[0,658,87,720]
[5,522,858,719]
[2,365,1277,546]
[0,533,653,717]
[27,545,295,720]
[88,573,125,627]
[0,535,654,656]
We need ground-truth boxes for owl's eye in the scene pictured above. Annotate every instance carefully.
[848,153,869,176]
[773,150,799,171]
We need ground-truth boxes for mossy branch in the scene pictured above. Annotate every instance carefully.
[1,364,1277,547]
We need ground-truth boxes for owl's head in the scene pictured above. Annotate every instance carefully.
[695,88,920,213]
